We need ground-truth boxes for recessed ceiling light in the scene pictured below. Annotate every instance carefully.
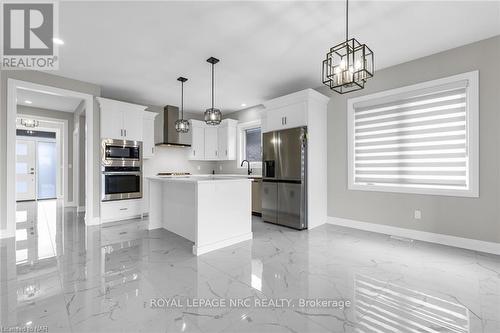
[241,103,247,107]
[53,37,64,45]
[24,100,32,104]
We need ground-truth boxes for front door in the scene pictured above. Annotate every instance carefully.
[16,139,36,201]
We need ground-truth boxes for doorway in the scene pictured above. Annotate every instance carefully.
[4,79,96,240]
[16,125,60,202]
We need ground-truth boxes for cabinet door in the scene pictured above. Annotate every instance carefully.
[189,126,205,160]
[123,109,143,141]
[263,103,306,132]
[204,127,218,160]
[264,108,285,132]
[217,126,228,160]
[282,102,307,129]
[100,107,124,139]
[142,117,155,159]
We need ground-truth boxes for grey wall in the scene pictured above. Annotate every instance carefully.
[320,35,500,243]
[17,105,76,203]
[0,70,101,234]
[217,106,264,175]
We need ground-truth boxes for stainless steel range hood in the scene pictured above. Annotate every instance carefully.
[154,105,191,147]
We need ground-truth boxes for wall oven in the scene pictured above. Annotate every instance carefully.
[101,139,143,201]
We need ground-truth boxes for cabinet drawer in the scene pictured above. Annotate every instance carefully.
[101,199,142,223]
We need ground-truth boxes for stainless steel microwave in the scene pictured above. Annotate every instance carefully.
[101,138,142,167]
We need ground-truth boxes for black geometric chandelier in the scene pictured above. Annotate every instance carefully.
[175,77,190,133]
[204,57,222,125]
[322,0,374,94]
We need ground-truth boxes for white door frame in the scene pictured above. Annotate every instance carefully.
[16,117,66,202]
[5,79,97,239]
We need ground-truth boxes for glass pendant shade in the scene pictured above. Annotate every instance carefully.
[175,76,190,133]
[175,118,190,133]
[204,107,222,125]
[204,57,222,125]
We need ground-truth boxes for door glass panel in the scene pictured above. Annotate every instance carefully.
[16,181,27,193]
[16,229,27,241]
[16,162,28,174]
[16,210,27,222]
[16,143,28,155]
[37,141,57,199]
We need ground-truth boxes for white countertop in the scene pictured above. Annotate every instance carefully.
[147,175,254,183]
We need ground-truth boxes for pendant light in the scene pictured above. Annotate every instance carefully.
[175,77,190,133]
[204,57,222,125]
[322,0,374,94]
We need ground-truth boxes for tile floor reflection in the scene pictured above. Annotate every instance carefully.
[1,199,499,332]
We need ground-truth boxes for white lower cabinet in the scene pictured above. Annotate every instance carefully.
[188,119,237,161]
[101,199,143,223]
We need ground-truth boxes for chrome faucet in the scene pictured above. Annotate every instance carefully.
[240,159,252,175]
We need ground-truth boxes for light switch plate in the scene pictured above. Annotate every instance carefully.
[414,210,422,220]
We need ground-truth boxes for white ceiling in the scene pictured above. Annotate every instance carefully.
[54,1,500,113]
[17,88,83,112]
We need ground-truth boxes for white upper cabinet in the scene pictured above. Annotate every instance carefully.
[261,89,324,133]
[97,97,147,141]
[123,109,144,141]
[204,127,219,160]
[218,119,237,160]
[189,120,205,160]
[100,104,123,140]
[142,111,158,159]
[188,119,237,161]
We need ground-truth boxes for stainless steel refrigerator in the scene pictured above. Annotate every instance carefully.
[262,127,307,230]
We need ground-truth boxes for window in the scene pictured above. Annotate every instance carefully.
[347,71,479,197]
[238,120,262,168]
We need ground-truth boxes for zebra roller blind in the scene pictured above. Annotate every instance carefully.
[348,72,478,197]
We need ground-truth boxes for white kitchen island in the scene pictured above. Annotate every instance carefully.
[147,176,253,255]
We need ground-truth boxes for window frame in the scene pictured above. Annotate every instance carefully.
[237,120,262,169]
[347,71,479,197]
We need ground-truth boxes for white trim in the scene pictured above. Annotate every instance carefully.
[5,79,96,240]
[15,122,63,202]
[327,216,500,256]
[237,119,262,169]
[193,232,253,256]
[347,70,479,198]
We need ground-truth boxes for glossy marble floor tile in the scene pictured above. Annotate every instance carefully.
[1,199,500,332]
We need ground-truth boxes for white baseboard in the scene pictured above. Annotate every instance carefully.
[193,232,253,256]
[328,216,500,256]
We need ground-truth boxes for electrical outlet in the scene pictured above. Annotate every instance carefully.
[219,165,223,171]
[414,210,422,220]
[197,165,201,171]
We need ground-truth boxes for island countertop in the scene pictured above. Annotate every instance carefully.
[146,175,254,183]
[148,174,253,255]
